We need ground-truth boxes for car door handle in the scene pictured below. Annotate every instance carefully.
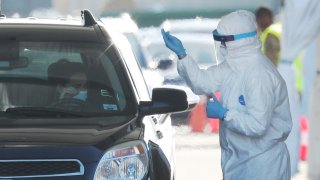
[151,115,158,124]
[156,130,163,139]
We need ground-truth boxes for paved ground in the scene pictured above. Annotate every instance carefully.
[174,125,308,180]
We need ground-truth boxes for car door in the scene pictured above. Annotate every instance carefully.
[152,113,175,167]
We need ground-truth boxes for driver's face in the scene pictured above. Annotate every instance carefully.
[67,73,87,91]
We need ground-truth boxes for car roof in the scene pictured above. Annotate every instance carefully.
[0,11,104,43]
[0,16,83,25]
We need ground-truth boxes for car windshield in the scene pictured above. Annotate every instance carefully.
[0,41,136,122]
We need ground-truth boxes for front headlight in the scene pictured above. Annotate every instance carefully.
[94,140,149,180]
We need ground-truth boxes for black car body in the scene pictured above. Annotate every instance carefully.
[0,10,190,180]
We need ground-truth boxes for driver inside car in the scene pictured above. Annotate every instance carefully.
[48,59,88,109]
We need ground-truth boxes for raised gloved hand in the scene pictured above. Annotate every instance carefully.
[206,93,228,119]
[161,28,187,59]
[59,86,78,99]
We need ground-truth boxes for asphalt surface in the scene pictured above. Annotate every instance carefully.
[173,125,308,180]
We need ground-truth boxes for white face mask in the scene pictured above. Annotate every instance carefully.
[214,44,227,63]
[220,45,228,57]
[214,40,228,64]
[72,90,88,101]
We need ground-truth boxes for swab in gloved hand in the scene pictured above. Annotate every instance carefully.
[206,93,228,120]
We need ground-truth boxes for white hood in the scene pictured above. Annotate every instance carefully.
[216,10,262,72]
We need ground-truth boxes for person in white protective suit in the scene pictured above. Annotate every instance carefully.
[161,10,292,180]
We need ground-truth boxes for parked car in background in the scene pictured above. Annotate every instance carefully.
[0,10,193,180]
[161,17,220,34]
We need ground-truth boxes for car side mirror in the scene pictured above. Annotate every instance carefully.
[140,87,188,116]
[160,84,199,112]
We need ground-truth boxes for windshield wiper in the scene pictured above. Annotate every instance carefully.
[4,107,89,118]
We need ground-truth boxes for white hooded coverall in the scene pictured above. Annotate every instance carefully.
[177,10,292,180]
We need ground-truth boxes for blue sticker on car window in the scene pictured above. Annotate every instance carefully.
[103,104,118,110]
[239,95,246,105]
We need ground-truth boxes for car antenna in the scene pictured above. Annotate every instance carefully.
[0,0,5,18]
[81,10,97,27]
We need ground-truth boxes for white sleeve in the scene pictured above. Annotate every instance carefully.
[177,55,227,95]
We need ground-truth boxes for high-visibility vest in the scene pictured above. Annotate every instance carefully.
[260,23,282,53]
[260,22,304,95]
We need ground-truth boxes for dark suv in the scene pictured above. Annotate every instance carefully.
[0,10,190,180]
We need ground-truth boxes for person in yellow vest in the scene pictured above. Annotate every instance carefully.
[260,22,304,99]
[255,7,274,37]
[260,22,304,177]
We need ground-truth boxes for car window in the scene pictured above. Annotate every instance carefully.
[0,41,136,118]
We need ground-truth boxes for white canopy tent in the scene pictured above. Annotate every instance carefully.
[281,0,320,179]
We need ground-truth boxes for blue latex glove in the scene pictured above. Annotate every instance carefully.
[161,28,187,59]
[206,93,228,119]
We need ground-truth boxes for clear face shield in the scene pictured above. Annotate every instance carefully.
[212,29,257,63]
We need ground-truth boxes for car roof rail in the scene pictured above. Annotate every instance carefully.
[81,10,97,27]
[0,0,5,18]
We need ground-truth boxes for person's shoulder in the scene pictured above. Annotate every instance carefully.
[248,59,283,86]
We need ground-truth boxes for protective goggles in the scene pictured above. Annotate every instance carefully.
[212,29,257,64]
[212,29,257,43]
